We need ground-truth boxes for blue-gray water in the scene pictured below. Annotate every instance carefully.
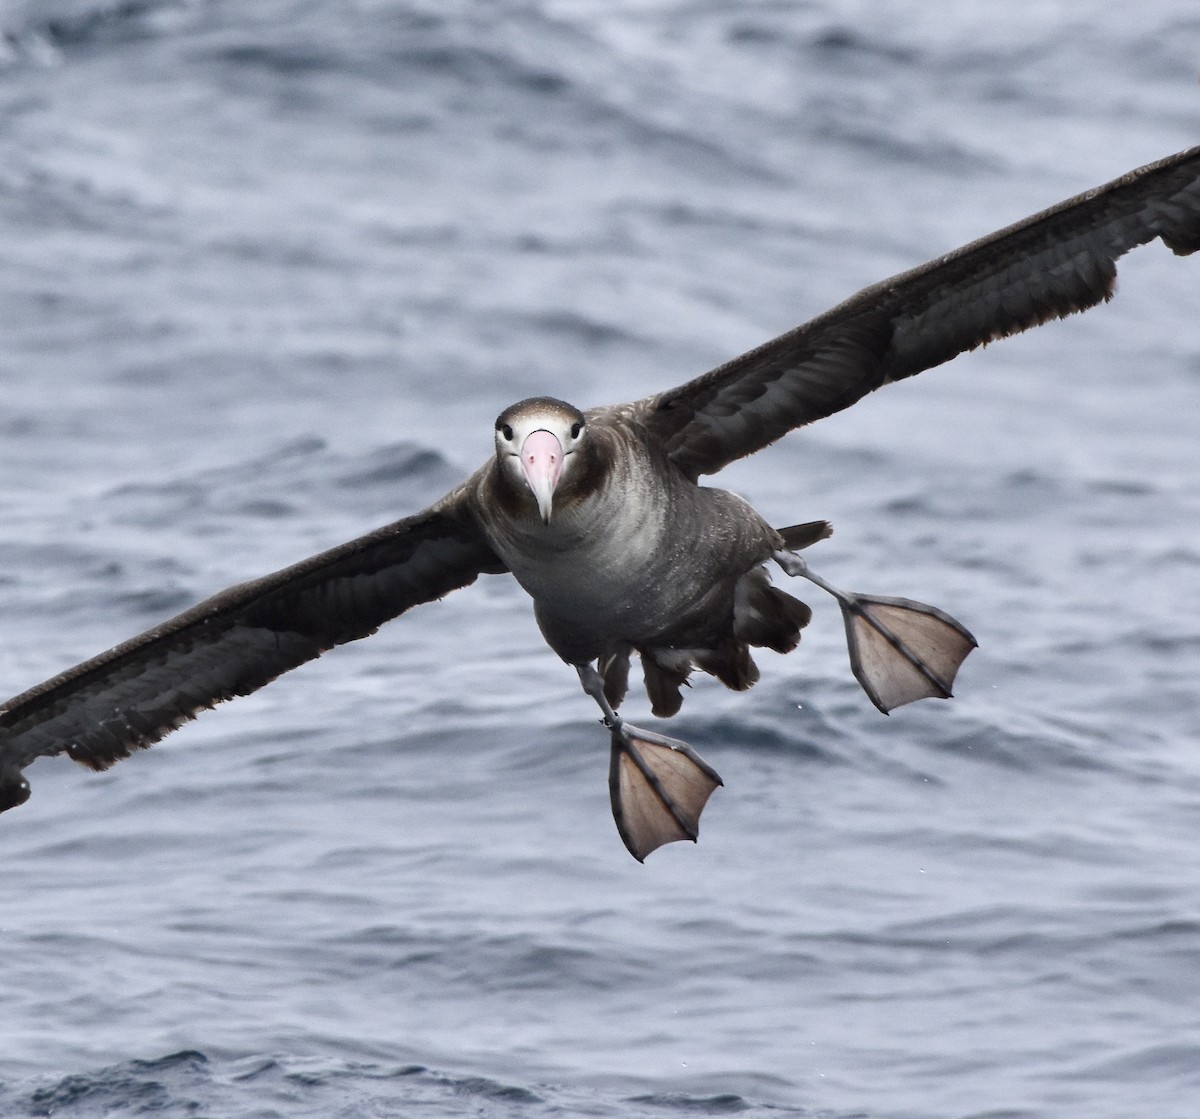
[1,2,1199,1116]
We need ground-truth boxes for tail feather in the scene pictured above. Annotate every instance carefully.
[734,568,813,654]
[642,657,690,718]
[700,643,760,692]
[777,520,833,551]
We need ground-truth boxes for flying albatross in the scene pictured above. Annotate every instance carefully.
[1,146,1198,859]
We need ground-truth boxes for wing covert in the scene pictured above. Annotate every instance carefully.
[644,145,1200,479]
[0,487,505,811]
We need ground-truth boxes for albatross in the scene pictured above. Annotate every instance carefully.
[1,146,1198,859]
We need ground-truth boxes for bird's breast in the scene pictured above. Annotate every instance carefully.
[492,469,672,617]
[478,452,779,664]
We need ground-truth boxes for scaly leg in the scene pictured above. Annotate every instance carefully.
[577,665,722,862]
[773,551,977,714]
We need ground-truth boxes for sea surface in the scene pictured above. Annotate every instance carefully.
[0,2,1198,1116]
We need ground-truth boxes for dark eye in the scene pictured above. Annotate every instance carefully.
[500,424,513,441]
[570,422,583,439]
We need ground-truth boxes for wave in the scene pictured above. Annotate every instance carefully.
[5,1049,819,1118]
[0,0,189,63]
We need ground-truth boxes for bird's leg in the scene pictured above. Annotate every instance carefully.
[576,665,722,863]
[577,663,624,729]
[773,550,977,714]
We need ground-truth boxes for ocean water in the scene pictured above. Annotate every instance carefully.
[0,1,1198,1116]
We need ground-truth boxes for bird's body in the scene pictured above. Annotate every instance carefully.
[470,400,798,710]
[2,143,1199,858]
[480,409,730,662]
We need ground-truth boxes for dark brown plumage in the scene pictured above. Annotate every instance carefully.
[1,144,1198,856]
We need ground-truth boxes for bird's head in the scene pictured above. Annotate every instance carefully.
[494,397,588,524]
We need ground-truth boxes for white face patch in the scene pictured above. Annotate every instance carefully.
[494,403,587,504]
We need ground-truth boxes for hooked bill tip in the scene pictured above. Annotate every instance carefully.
[520,428,563,524]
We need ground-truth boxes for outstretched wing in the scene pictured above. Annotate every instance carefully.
[0,485,506,812]
[642,146,1200,480]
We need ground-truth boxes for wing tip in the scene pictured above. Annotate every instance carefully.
[0,768,31,813]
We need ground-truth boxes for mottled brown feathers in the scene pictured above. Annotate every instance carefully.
[645,145,1200,479]
[1,143,1198,816]
[0,501,505,775]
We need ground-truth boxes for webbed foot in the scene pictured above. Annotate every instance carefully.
[837,592,977,712]
[608,722,723,862]
[774,550,976,713]
[577,663,723,861]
